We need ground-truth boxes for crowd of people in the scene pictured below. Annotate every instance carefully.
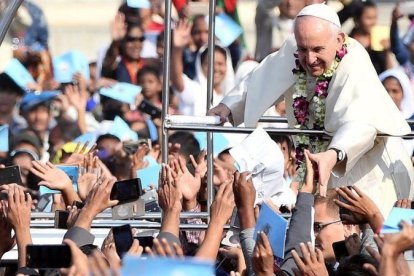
[0,0,414,275]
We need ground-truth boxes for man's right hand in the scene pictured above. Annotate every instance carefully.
[207,103,231,125]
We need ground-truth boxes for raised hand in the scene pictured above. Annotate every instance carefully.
[333,186,383,231]
[210,181,235,226]
[144,238,184,257]
[170,156,201,205]
[301,149,316,194]
[0,203,15,258]
[291,242,329,276]
[60,239,89,276]
[233,171,256,229]
[131,144,149,177]
[64,142,96,165]
[30,161,72,191]
[78,154,100,201]
[158,164,182,213]
[306,149,337,197]
[173,20,192,48]
[252,232,274,276]
[112,12,127,41]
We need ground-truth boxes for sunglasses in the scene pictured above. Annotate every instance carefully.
[125,35,145,42]
[313,219,341,234]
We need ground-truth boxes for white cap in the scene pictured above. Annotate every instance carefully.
[296,3,341,28]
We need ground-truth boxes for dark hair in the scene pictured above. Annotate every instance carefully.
[0,73,25,95]
[168,131,200,160]
[269,134,294,153]
[200,46,227,65]
[353,0,376,22]
[137,65,161,83]
[336,254,379,276]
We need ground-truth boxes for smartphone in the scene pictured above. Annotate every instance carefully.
[137,99,162,119]
[113,224,133,258]
[110,178,142,204]
[26,245,71,268]
[112,199,145,220]
[54,210,69,229]
[332,240,349,262]
[35,194,51,212]
[0,165,22,185]
[135,236,154,248]
[72,200,84,209]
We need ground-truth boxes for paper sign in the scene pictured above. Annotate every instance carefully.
[381,207,414,234]
[109,116,139,142]
[137,164,161,189]
[53,51,90,83]
[100,82,142,105]
[122,256,214,276]
[39,165,79,195]
[371,25,390,52]
[4,58,36,88]
[206,13,243,47]
[254,202,288,259]
[0,125,9,152]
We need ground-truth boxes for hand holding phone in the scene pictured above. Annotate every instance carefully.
[0,165,22,185]
[110,178,142,204]
[332,240,349,262]
[54,210,69,229]
[113,224,133,258]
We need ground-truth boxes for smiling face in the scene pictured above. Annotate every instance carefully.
[294,16,344,77]
[383,76,403,109]
[123,26,144,61]
[201,49,227,88]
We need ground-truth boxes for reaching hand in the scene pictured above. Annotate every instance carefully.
[30,161,73,192]
[210,181,235,226]
[344,233,361,256]
[78,153,100,201]
[333,186,383,230]
[112,12,127,41]
[170,157,201,203]
[157,164,182,213]
[301,149,316,194]
[64,82,88,112]
[3,184,32,233]
[395,199,412,209]
[64,142,96,166]
[84,177,118,215]
[173,20,192,48]
[131,144,149,176]
[291,242,329,276]
[252,232,274,276]
[382,220,414,257]
[392,5,403,23]
[145,238,184,257]
[233,171,255,210]
[0,203,15,257]
[207,103,231,125]
[306,149,337,197]
[60,239,89,276]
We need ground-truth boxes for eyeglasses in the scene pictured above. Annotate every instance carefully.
[313,219,341,234]
[125,35,145,42]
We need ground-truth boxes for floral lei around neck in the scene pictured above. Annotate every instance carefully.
[292,36,349,185]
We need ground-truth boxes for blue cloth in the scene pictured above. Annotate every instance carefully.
[183,48,197,80]
[116,61,133,83]
[23,1,49,50]
[391,22,409,65]
[0,125,9,152]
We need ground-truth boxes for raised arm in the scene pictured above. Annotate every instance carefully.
[171,20,192,93]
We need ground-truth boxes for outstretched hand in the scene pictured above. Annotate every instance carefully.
[306,149,337,197]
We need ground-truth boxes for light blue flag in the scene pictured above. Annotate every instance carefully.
[0,125,9,152]
[206,13,243,47]
[73,133,97,145]
[53,50,90,83]
[127,0,151,9]
[109,116,139,142]
[122,256,214,276]
[100,82,142,105]
[254,202,288,259]
[39,165,79,195]
[4,58,36,88]
[194,132,231,156]
[137,164,161,189]
[381,207,414,234]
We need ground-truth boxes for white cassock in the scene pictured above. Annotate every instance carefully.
[222,36,414,216]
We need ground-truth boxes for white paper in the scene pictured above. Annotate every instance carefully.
[229,127,285,205]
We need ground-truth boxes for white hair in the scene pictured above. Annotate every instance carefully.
[294,16,342,40]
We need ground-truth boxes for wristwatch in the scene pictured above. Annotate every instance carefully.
[330,147,346,163]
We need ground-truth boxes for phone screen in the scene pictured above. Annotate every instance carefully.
[135,236,154,248]
[26,245,72,268]
[0,165,22,185]
[110,178,142,204]
[138,99,162,119]
[54,210,69,229]
[113,224,133,258]
[332,240,349,262]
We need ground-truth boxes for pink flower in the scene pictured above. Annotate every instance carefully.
[314,80,329,96]
[336,47,347,59]
[293,97,309,125]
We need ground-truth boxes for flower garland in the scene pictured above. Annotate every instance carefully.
[292,37,349,184]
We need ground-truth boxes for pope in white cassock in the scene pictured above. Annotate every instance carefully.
[208,3,414,216]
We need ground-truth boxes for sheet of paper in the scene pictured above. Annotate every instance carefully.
[137,164,161,189]
[207,13,243,47]
[5,58,35,88]
[381,207,414,234]
[100,82,142,105]
[109,116,139,142]
[254,202,288,259]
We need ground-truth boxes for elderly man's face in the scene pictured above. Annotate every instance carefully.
[295,16,344,77]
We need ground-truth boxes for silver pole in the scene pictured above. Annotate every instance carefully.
[165,124,414,138]
[258,116,414,126]
[31,212,211,220]
[206,0,217,220]
[0,0,24,46]
[161,0,173,163]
